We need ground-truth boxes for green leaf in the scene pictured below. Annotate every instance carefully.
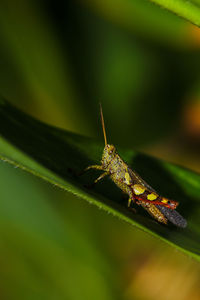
[0,98,200,260]
[148,0,200,27]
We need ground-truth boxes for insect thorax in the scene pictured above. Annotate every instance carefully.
[102,144,126,173]
[101,144,116,168]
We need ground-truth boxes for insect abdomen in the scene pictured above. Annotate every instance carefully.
[140,202,168,224]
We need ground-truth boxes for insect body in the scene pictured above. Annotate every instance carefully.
[85,105,187,227]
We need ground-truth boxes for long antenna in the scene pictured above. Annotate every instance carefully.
[99,103,107,145]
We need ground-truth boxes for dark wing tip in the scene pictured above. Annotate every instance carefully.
[156,205,187,228]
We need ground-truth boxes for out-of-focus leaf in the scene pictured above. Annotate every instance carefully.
[0,163,114,300]
[0,98,200,260]
[81,0,200,48]
[148,0,200,27]
[0,0,89,133]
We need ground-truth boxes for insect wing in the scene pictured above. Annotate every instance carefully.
[127,167,157,192]
[157,205,187,228]
[127,167,186,227]
[127,167,178,209]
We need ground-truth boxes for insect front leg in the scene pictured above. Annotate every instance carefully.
[83,164,109,187]
[85,165,105,171]
[94,171,109,184]
[78,164,104,176]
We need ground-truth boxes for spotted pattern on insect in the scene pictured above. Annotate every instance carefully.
[133,184,145,195]
[124,172,132,185]
[147,193,158,201]
[161,198,168,204]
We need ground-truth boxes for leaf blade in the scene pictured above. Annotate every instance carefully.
[0,98,200,260]
[148,0,200,27]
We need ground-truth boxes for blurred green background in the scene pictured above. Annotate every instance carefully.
[0,0,200,299]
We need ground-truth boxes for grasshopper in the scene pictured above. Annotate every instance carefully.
[84,105,187,227]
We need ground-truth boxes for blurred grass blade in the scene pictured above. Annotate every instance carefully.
[0,97,200,260]
[148,0,200,27]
